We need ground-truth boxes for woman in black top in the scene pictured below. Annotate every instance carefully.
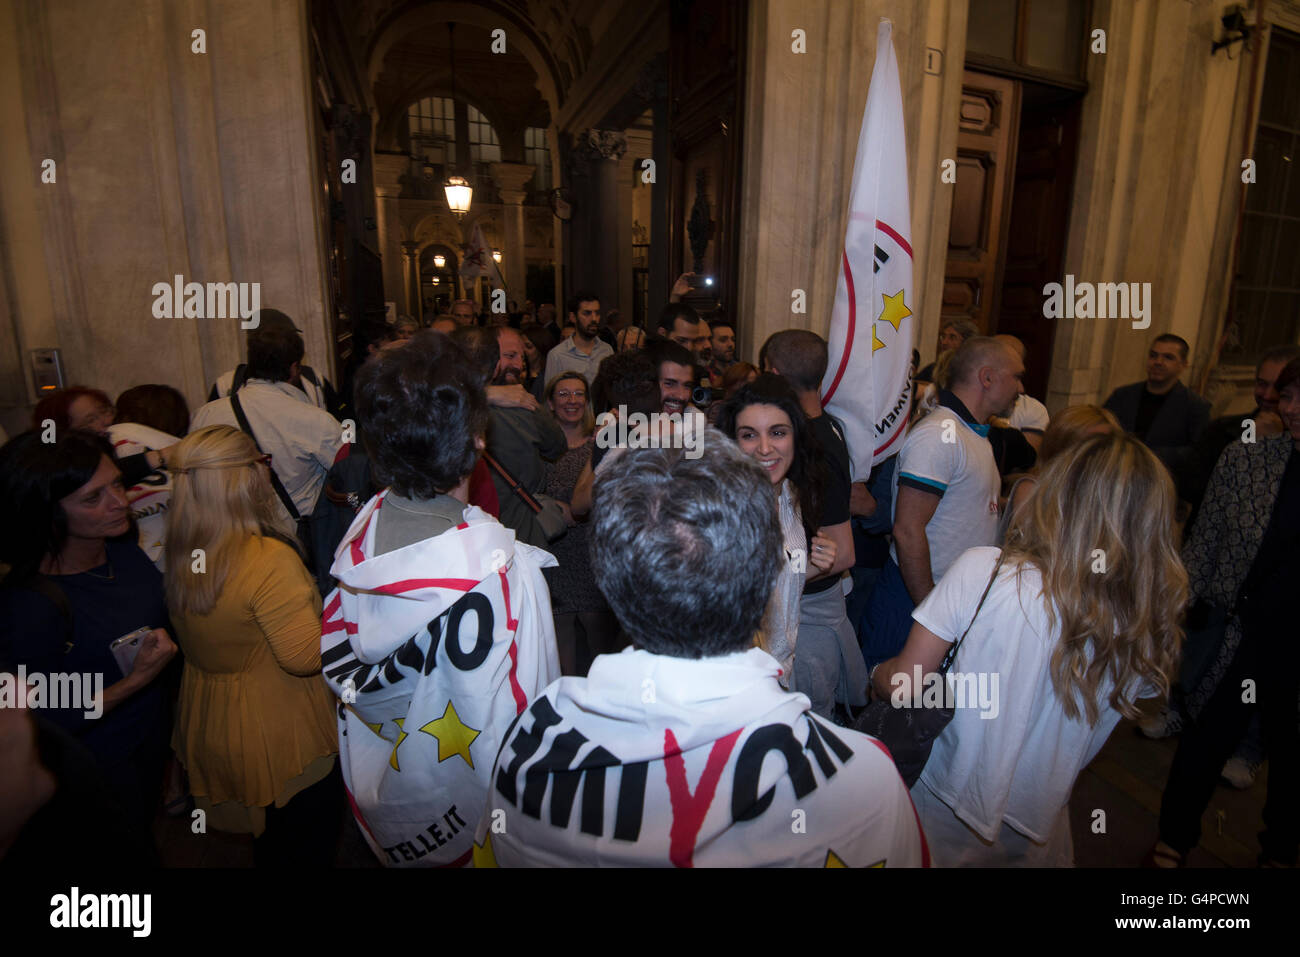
[0,430,178,833]
[1150,357,1300,868]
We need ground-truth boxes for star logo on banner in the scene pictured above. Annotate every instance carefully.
[824,849,886,867]
[872,289,912,353]
[389,718,409,771]
[420,700,481,768]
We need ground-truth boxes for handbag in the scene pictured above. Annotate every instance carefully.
[853,554,1003,788]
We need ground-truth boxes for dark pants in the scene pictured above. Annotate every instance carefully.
[253,761,344,868]
[1158,615,1300,863]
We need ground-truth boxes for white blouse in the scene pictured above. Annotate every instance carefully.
[758,480,806,686]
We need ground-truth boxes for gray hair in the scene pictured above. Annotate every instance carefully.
[589,429,783,658]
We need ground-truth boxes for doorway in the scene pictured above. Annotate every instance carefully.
[942,70,1083,401]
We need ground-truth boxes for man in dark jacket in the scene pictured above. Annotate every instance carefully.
[1103,333,1210,495]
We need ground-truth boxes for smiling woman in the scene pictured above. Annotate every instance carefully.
[716,374,830,686]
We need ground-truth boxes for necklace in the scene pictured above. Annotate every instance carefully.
[80,561,115,581]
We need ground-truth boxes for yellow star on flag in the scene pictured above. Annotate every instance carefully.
[473,833,499,869]
[420,700,481,769]
[872,328,886,353]
[389,718,408,771]
[825,849,847,868]
[878,289,911,331]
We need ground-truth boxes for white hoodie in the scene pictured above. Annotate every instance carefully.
[475,646,928,867]
[320,491,560,866]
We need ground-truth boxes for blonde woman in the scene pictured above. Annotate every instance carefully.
[164,425,339,867]
[870,433,1187,865]
[996,404,1122,542]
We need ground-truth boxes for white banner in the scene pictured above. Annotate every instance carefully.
[473,648,928,867]
[321,492,560,866]
[460,223,505,288]
[821,19,915,481]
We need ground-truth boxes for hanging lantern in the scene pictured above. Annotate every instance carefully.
[433,253,446,268]
[444,175,472,218]
[492,249,502,263]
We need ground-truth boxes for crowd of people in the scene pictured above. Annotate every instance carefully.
[1,286,1298,870]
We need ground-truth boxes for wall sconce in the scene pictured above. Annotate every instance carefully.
[433,254,446,268]
[492,249,502,263]
[1212,5,1253,56]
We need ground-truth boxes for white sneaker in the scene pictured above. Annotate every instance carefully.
[1138,705,1184,739]
[1220,756,1260,789]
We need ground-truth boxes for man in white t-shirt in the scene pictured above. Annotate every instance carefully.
[859,337,1022,669]
[474,431,927,868]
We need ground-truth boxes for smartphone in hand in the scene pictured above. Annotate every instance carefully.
[109,627,151,677]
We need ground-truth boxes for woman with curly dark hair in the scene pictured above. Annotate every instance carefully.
[716,374,832,687]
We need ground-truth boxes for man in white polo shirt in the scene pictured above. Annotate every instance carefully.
[543,290,613,388]
[859,336,1023,670]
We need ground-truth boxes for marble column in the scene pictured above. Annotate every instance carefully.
[401,240,421,320]
[373,152,409,315]
[569,130,627,300]
[0,0,331,412]
[489,161,536,301]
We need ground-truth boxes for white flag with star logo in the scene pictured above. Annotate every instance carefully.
[821,18,915,481]
[320,491,560,866]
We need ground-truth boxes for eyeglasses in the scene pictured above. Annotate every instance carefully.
[555,390,586,400]
[255,454,273,467]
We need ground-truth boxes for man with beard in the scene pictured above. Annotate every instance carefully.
[646,340,696,417]
[467,327,568,547]
[543,290,613,388]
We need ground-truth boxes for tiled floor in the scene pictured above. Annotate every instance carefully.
[153,702,1269,867]
[1069,703,1266,867]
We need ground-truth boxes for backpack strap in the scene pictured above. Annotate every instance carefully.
[229,391,301,521]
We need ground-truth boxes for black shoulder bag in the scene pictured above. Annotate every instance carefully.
[854,553,1004,788]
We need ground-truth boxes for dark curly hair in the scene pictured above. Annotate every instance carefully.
[715,373,826,533]
[354,333,487,497]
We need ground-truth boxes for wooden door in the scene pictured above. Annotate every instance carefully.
[942,72,1020,335]
[994,92,1081,400]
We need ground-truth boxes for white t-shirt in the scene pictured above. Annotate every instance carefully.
[759,480,806,684]
[890,403,1000,580]
[911,546,1143,844]
[1008,395,1049,434]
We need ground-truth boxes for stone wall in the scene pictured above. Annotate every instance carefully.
[0,0,328,428]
